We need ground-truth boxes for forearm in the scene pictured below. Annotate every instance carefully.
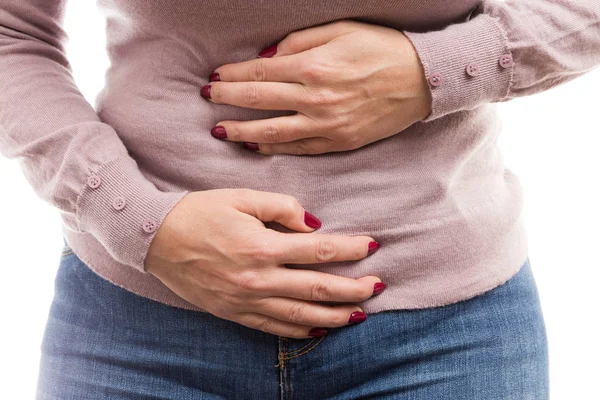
[0,1,189,272]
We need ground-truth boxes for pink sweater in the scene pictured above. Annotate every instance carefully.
[1,1,598,314]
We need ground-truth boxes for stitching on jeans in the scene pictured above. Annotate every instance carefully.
[274,337,285,368]
[281,337,318,356]
[274,338,281,368]
[61,251,74,257]
[275,337,290,400]
[280,334,327,360]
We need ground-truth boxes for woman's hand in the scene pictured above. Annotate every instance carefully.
[201,19,432,155]
[145,189,385,339]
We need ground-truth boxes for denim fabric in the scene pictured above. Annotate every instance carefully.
[36,242,549,399]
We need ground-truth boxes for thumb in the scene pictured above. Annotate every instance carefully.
[234,189,322,232]
[259,20,355,58]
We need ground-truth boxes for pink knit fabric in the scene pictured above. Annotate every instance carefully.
[1,1,598,313]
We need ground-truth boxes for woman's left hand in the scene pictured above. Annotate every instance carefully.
[202,19,432,155]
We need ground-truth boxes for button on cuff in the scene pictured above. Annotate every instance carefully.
[112,196,127,211]
[401,13,512,122]
[428,72,443,87]
[86,175,102,189]
[142,218,158,234]
[499,53,514,68]
[76,154,189,273]
[465,63,480,77]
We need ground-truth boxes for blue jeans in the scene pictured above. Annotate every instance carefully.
[36,243,549,399]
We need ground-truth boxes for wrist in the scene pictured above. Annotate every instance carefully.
[415,75,433,121]
[399,31,433,122]
[76,153,189,273]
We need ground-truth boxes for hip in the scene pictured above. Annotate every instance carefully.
[36,247,548,399]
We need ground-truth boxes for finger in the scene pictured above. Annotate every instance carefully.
[267,20,360,57]
[262,269,382,303]
[255,137,335,155]
[249,296,364,328]
[234,312,326,339]
[205,81,309,111]
[213,53,307,83]
[233,189,322,232]
[214,113,319,144]
[266,230,377,264]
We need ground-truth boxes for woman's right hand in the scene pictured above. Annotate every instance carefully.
[144,188,384,339]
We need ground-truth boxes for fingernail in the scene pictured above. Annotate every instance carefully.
[373,282,386,295]
[209,72,220,81]
[201,84,211,98]
[211,125,227,139]
[348,311,367,324]
[367,241,380,255]
[304,211,322,229]
[242,142,259,151]
[308,327,328,337]
[258,44,277,58]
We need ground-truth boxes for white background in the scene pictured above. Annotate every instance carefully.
[0,2,598,399]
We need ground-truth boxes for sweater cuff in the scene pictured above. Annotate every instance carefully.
[403,13,514,122]
[75,154,189,273]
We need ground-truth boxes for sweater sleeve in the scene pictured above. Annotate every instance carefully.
[0,1,189,273]
[403,0,600,122]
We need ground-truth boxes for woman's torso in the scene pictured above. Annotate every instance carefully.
[72,0,529,312]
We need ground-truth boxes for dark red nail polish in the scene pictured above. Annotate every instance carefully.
[209,72,220,81]
[304,211,322,229]
[367,241,380,255]
[373,282,386,295]
[348,311,367,324]
[201,85,211,98]
[242,142,259,151]
[258,44,277,58]
[211,126,227,139]
[308,328,328,337]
